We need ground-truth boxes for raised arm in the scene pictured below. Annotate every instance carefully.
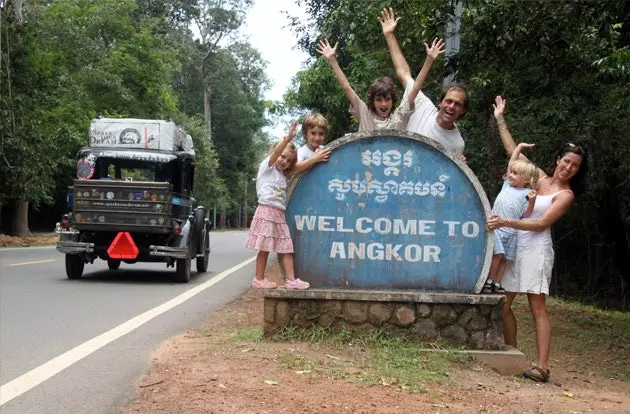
[269,121,297,166]
[406,38,445,103]
[493,96,517,155]
[493,96,545,178]
[317,39,359,105]
[507,142,535,175]
[379,7,412,85]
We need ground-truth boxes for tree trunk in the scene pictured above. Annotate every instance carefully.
[204,85,212,135]
[235,207,241,228]
[11,196,29,236]
[10,0,26,24]
[242,177,248,228]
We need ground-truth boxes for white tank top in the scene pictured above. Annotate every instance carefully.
[517,190,572,246]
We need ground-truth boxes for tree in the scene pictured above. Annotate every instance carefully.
[171,1,269,227]
[190,0,253,135]
[0,0,183,235]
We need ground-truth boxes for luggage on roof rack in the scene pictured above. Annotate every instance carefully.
[88,118,194,153]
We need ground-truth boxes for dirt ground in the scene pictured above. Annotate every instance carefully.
[0,232,58,247]
[126,260,630,414]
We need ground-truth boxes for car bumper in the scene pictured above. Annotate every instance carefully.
[148,245,189,259]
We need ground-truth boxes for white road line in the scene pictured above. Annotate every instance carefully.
[7,259,57,267]
[0,255,257,406]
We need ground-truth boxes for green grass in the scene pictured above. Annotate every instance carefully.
[269,326,467,391]
[513,296,630,380]
[230,328,263,342]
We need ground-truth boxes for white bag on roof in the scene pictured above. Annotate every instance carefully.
[88,118,194,153]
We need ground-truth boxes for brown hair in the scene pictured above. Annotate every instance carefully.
[367,77,398,115]
[301,113,329,138]
[439,82,470,114]
[509,159,539,189]
[270,141,298,174]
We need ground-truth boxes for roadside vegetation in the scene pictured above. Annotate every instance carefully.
[217,295,630,392]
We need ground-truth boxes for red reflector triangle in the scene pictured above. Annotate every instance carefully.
[107,232,139,259]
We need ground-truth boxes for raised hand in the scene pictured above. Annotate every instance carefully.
[378,7,400,35]
[424,38,445,60]
[286,120,298,141]
[516,142,535,150]
[493,95,507,119]
[316,39,338,61]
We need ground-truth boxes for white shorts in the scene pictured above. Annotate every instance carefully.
[502,243,554,295]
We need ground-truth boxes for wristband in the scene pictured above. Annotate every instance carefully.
[282,135,291,143]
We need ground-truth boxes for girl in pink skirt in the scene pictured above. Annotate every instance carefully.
[245,121,310,290]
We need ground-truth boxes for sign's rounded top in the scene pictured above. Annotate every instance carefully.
[289,129,486,205]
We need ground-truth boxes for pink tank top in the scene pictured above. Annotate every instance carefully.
[517,189,572,246]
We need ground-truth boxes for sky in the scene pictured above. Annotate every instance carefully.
[241,0,311,137]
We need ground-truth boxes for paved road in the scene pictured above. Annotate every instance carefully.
[0,230,256,413]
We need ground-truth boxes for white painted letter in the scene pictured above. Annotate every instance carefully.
[443,221,460,236]
[404,245,422,262]
[462,221,480,238]
[424,245,441,262]
[418,220,436,236]
[385,244,403,261]
[393,219,416,235]
[336,217,353,233]
[356,217,372,233]
[367,243,384,260]
[348,243,365,259]
[318,216,335,232]
[294,215,316,231]
[330,242,346,259]
[374,218,392,235]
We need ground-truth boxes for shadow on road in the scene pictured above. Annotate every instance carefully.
[60,267,215,285]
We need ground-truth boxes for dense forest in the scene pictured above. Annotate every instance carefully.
[1,0,629,308]
[0,0,268,234]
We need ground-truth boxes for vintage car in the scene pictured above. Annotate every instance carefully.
[56,118,210,283]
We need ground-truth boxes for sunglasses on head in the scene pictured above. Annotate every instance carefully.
[565,142,585,153]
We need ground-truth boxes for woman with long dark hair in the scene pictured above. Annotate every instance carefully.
[487,96,588,383]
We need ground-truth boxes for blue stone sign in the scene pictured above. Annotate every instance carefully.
[286,131,492,293]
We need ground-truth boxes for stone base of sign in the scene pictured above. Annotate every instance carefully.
[263,289,505,351]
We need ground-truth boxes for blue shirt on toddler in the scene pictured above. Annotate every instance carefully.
[491,179,530,235]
